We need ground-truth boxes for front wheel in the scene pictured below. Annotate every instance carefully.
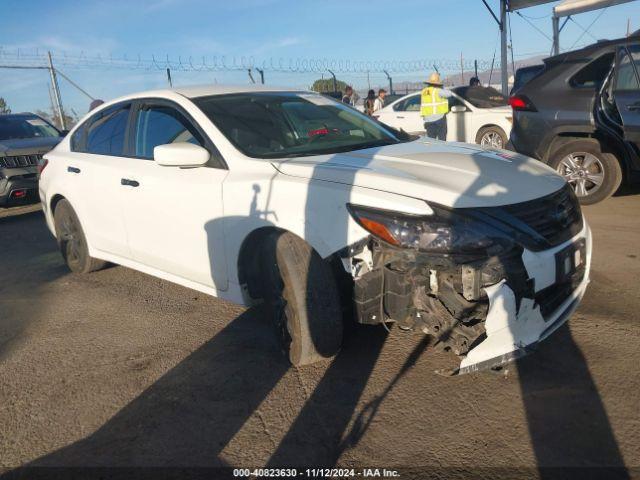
[53,199,106,273]
[261,231,343,366]
[549,140,622,205]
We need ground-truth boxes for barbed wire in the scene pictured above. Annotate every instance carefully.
[0,48,500,74]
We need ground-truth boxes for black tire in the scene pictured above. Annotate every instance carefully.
[549,139,622,205]
[261,231,343,366]
[476,126,507,149]
[53,199,106,273]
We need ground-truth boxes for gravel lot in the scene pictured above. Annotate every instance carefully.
[1,194,639,476]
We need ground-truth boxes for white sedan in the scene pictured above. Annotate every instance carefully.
[39,84,590,373]
[374,86,513,148]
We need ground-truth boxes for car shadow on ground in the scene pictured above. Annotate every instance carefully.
[0,209,67,362]
[614,182,640,198]
[516,324,629,479]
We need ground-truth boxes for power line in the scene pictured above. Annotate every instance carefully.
[568,16,599,42]
[515,10,553,42]
[569,7,609,49]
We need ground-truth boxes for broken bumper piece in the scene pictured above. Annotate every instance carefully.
[455,222,592,375]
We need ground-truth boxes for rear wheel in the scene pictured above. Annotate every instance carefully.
[549,140,622,205]
[261,231,343,366]
[476,126,507,149]
[54,199,106,273]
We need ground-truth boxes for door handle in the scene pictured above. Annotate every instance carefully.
[67,166,81,174]
[396,116,405,119]
[121,178,140,187]
[628,103,640,112]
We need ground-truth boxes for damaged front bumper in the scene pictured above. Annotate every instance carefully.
[343,219,592,375]
[457,223,591,375]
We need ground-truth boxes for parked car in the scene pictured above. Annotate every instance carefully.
[0,113,63,207]
[509,35,640,204]
[39,85,591,374]
[373,86,512,147]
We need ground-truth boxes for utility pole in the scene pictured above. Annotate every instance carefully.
[460,52,464,85]
[166,68,173,87]
[627,18,631,37]
[47,51,66,130]
[500,0,508,96]
[256,68,265,84]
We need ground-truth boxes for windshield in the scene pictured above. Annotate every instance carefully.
[0,115,60,141]
[451,86,508,108]
[194,92,402,158]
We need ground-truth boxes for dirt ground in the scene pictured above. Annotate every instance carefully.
[0,193,639,478]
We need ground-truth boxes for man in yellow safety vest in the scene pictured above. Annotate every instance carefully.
[421,72,453,141]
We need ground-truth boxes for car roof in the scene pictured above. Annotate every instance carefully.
[545,34,640,66]
[142,84,304,100]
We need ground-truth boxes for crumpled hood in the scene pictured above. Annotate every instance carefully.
[272,139,566,208]
[0,137,61,155]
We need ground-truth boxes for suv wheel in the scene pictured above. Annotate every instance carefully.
[476,126,507,149]
[54,199,106,273]
[549,140,622,205]
[261,231,343,366]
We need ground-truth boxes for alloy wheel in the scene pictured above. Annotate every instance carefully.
[59,215,82,265]
[557,152,605,198]
[480,131,503,148]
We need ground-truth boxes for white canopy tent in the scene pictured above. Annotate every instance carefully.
[481,0,637,95]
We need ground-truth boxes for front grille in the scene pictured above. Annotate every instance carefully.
[0,153,43,169]
[481,184,583,250]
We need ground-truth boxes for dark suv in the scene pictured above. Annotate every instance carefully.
[0,113,63,207]
[509,35,640,204]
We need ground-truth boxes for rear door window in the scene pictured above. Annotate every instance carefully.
[80,103,132,156]
[571,52,615,89]
[134,104,204,159]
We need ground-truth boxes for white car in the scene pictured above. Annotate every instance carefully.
[374,87,513,148]
[39,84,591,374]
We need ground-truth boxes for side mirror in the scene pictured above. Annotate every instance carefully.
[59,130,70,136]
[154,143,209,167]
[450,105,467,113]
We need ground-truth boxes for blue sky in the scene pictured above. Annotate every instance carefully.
[1,0,638,117]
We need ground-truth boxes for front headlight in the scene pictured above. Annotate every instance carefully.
[347,204,514,255]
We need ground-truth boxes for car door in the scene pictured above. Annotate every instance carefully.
[120,99,229,291]
[613,45,640,146]
[67,102,133,258]
[394,94,423,133]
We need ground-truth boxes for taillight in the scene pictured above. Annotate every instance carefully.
[508,95,536,112]
[37,157,49,175]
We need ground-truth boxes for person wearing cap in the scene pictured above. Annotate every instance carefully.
[421,72,453,141]
[373,88,387,112]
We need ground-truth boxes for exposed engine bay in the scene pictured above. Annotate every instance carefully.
[339,229,590,374]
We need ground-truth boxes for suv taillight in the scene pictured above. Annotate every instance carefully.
[509,95,537,112]
[37,157,49,175]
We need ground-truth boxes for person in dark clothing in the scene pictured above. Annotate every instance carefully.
[342,86,354,106]
[364,89,376,116]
